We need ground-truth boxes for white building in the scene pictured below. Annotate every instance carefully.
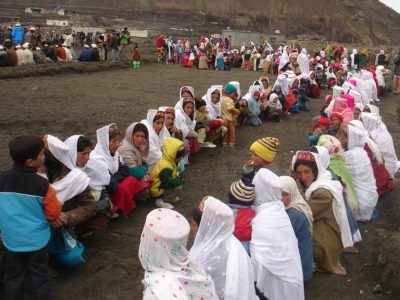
[46,19,70,27]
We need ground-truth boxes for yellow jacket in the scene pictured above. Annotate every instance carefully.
[150,137,184,197]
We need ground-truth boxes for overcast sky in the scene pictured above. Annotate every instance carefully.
[379,0,400,13]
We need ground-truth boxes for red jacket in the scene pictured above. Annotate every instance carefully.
[233,207,255,242]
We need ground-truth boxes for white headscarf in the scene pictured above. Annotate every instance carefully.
[298,48,310,75]
[47,135,90,204]
[295,151,353,248]
[280,176,313,233]
[267,93,282,110]
[141,109,171,168]
[174,86,196,138]
[190,197,258,300]
[251,168,304,300]
[65,135,110,191]
[273,74,289,96]
[90,124,120,175]
[139,209,218,300]
[202,85,223,120]
[361,113,399,178]
[118,122,149,168]
[349,120,383,165]
[345,125,378,220]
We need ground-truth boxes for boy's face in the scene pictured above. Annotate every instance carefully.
[198,105,206,113]
[251,152,267,168]
[26,148,45,169]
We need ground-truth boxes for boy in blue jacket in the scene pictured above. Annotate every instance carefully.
[0,135,62,299]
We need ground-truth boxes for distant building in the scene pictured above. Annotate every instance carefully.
[56,8,73,16]
[46,19,70,27]
[25,7,44,14]
[222,29,261,48]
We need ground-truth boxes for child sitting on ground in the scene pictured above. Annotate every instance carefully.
[0,135,62,300]
[308,116,332,145]
[150,137,185,209]
[227,176,256,255]
[243,136,280,178]
[195,98,216,148]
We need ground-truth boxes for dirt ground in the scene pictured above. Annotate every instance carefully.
[0,63,399,300]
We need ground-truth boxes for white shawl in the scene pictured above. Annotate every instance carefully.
[345,125,378,220]
[202,85,223,120]
[141,109,170,168]
[361,113,399,178]
[301,152,353,248]
[139,209,218,300]
[251,168,304,300]
[280,176,314,233]
[65,135,111,191]
[47,135,90,204]
[190,197,258,300]
[90,124,120,175]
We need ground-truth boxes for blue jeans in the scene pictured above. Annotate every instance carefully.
[111,48,117,63]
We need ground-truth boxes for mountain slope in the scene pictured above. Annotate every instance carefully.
[10,0,400,45]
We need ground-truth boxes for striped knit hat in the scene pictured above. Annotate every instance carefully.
[229,176,255,205]
[250,137,280,163]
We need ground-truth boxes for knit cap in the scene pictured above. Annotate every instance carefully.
[229,176,255,206]
[224,83,237,95]
[250,137,280,163]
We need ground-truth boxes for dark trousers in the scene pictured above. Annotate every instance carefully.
[5,247,50,300]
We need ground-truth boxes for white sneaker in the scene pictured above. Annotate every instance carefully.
[201,142,217,148]
[165,196,180,204]
[155,199,174,209]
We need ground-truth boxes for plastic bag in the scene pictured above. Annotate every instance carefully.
[48,228,85,267]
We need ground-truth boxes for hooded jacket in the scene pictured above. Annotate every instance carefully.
[150,137,184,197]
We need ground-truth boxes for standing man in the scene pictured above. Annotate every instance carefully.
[118,27,131,61]
[109,29,118,63]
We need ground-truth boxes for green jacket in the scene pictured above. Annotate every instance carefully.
[119,31,131,45]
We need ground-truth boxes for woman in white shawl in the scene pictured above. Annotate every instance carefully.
[141,109,171,168]
[280,176,314,282]
[190,196,258,300]
[174,86,197,139]
[292,151,352,276]
[202,85,223,120]
[90,124,145,216]
[336,123,379,221]
[361,113,400,178]
[297,48,310,76]
[251,168,304,300]
[139,208,218,300]
[65,135,110,194]
[44,134,97,232]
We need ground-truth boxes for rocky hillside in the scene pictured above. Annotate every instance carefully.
[10,0,400,45]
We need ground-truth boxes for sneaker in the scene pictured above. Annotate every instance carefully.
[201,142,217,148]
[155,199,174,209]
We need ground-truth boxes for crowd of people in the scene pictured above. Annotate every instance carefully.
[0,38,400,300]
[155,34,400,94]
[0,24,141,66]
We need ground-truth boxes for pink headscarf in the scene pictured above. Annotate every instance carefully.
[342,94,355,111]
[332,97,353,123]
